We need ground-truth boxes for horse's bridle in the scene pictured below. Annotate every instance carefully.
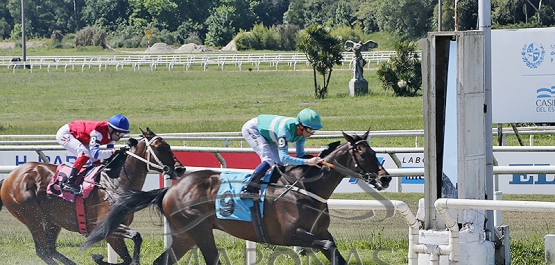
[345,139,385,183]
[124,136,172,177]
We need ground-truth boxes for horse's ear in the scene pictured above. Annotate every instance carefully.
[362,129,370,140]
[139,127,145,135]
[146,127,155,135]
[342,131,355,143]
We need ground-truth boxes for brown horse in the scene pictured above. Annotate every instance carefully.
[84,130,392,265]
[0,128,185,265]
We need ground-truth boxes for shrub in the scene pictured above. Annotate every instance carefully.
[276,24,299,51]
[235,24,282,51]
[156,30,177,46]
[51,30,63,44]
[234,30,258,51]
[92,30,107,48]
[259,26,280,50]
[75,27,107,47]
[122,37,141,48]
[376,41,422,97]
[176,20,203,44]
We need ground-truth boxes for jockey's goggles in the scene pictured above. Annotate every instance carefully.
[304,126,318,134]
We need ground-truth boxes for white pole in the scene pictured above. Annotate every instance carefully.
[494,191,502,226]
[107,244,117,263]
[245,241,256,265]
[479,0,494,238]
[164,177,173,249]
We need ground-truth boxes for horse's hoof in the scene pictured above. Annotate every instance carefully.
[91,254,105,264]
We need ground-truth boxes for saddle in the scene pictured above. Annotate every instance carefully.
[47,164,103,202]
[46,164,104,234]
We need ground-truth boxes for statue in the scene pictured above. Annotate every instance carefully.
[344,40,378,81]
[344,40,378,96]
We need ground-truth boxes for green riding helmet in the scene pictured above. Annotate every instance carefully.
[296,108,323,130]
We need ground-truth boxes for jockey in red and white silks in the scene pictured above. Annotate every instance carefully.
[55,114,130,193]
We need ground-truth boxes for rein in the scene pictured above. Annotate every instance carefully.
[270,183,328,203]
[124,136,170,176]
[273,139,385,203]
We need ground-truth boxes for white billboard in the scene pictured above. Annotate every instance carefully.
[492,28,555,123]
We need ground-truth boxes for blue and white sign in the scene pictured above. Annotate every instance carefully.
[492,28,555,123]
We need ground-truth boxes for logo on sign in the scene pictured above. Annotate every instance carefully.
[535,86,555,113]
[509,163,555,184]
[521,43,545,68]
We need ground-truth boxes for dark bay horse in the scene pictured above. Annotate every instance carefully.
[0,128,185,265]
[84,130,392,265]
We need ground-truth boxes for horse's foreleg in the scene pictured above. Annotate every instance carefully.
[153,235,196,265]
[27,219,73,265]
[294,228,347,265]
[43,223,77,265]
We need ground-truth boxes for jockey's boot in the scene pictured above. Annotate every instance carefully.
[63,168,82,194]
[240,162,271,200]
[240,172,264,200]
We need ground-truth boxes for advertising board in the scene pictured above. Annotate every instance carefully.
[492,28,555,123]
[1,150,553,194]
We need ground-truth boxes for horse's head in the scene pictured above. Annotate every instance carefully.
[139,127,186,180]
[342,130,391,191]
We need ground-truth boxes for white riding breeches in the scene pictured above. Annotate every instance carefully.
[56,124,95,161]
[242,118,282,166]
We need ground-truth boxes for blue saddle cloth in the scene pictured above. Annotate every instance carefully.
[215,171,271,222]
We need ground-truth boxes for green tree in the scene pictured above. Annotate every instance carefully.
[334,0,352,27]
[377,41,421,97]
[82,0,130,32]
[375,0,434,39]
[143,0,179,30]
[204,5,236,47]
[353,0,379,34]
[254,0,290,26]
[284,0,306,27]
[296,24,343,99]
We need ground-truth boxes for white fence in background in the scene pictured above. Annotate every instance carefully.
[0,51,399,72]
[0,127,553,147]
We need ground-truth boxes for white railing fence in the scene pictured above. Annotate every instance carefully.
[0,51,399,73]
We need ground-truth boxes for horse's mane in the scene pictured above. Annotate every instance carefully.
[102,138,139,179]
[318,141,341,158]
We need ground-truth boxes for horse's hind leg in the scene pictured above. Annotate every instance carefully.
[189,227,221,265]
[153,235,196,265]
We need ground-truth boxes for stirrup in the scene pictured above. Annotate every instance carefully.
[239,190,260,200]
[62,183,82,194]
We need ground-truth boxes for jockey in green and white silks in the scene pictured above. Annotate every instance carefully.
[240,108,323,199]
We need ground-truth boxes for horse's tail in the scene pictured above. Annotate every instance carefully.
[82,187,168,249]
[0,179,4,212]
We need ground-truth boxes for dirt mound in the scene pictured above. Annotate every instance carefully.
[146,42,175,53]
[220,40,237,52]
[175,43,211,53]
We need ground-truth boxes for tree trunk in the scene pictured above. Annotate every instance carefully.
[312,66,318,98]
